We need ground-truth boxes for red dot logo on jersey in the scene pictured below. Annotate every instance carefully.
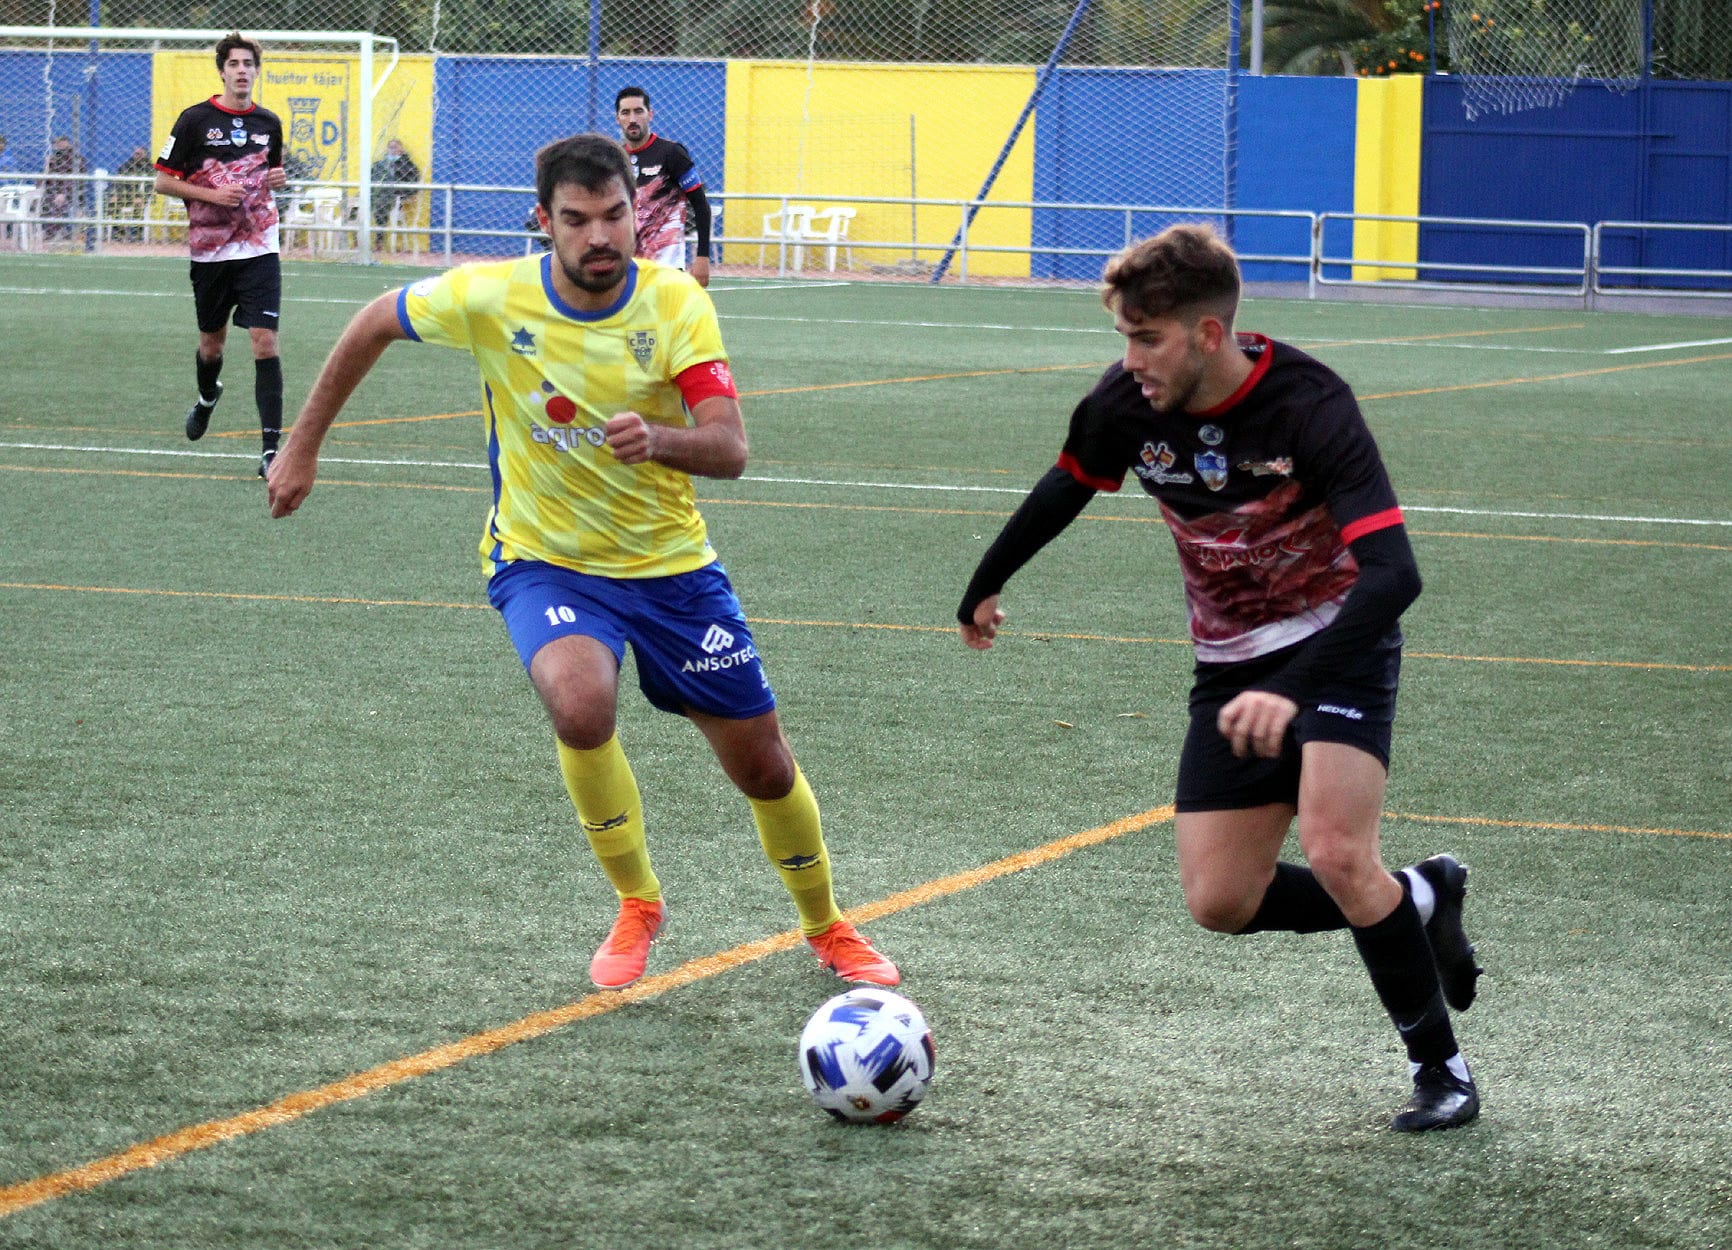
[545,395,577,424]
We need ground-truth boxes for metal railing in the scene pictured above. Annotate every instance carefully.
[4,171,1728,304]
[1592,220,1732,299]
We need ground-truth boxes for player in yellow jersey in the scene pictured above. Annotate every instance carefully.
[266,133,898,990]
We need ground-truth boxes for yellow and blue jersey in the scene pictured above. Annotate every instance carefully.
[397,254,728,579]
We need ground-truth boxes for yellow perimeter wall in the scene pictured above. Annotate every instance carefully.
[151,52,434,188]
[724,60,1037,277]
[1352,74,1423,280]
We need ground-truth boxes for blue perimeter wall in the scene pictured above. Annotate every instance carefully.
[1421,77,1732,288]
[432,57,727,255]
[0,51,152,176]
[1032,71,1355,282]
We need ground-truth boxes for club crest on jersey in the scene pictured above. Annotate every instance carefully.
[628,330,656,368]
[1195,450,1230,490]
[1133,440,1193,485]
[1237,456,1294,477]
[510,327,537,357]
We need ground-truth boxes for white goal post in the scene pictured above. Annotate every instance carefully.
[0,25,398,260]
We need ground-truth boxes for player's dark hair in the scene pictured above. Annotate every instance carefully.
[535,133,635,210]
[215,32,263,71]
[615,85,650,110]
[1102,224,1241,327]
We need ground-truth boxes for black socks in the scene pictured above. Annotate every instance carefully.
[255,355,283,452]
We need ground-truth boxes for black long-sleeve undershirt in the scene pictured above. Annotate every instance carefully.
[687,186,712,256]
[957,467,1423,705]
[957,465,1096,627]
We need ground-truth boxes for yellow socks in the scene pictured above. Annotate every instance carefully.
[749,767,842,937]
[557,735,660,903]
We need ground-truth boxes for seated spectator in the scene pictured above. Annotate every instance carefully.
[41,134,87,241]
[111,145,154,240]
[369,138,420,228]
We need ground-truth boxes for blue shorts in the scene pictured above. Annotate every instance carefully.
[1174,635,1402,813]
[487,559,777,720]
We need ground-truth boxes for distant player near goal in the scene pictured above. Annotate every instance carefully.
[152,31,287,479]
[614,86,712,288]
[958,224,1485,1132]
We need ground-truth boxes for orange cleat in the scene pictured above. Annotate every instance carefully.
[806,919,900,986]
[589,898,666,989]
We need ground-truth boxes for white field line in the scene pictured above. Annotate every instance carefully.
[0,281,1721,356]
[3,441,1729,528]
[1604,336,1732,354]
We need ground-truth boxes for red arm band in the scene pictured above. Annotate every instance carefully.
[675,360,738,408]
[1339,506,1404,545]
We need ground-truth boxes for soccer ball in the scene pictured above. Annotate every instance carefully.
[798,988,935,1124]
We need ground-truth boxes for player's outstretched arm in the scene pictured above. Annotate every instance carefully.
[268,292,408,518]
[605,394,746,479]
[959,595,1005,651]
[956,465,1097,650]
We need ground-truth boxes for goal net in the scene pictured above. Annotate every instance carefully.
[1444,0,1644,119]
[0,24,401,259]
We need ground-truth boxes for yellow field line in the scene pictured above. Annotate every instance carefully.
[2,583,1727,671]
[5,464,1729,553]
[1308,322,1586,350]
[1386,811,1732,841]
[0,804,1174,1219]
[742,361,1097,397]
[1414,528,1732,553]
[286,362,1103,429]
[1360,350,1732,401]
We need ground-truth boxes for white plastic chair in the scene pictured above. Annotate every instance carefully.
[287,186,349,256]
[385,194,423,255]
[800,206,856,272]
[0,183,41,251]
[759,203,815,269]
[142,192,187,245]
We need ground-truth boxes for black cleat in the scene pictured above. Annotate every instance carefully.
[1418,853,1482,1011]
[258,448,277,479]
[185,380,223,441]
[1392,1062,1480,1132]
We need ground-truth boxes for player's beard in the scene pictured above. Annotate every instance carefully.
[559,245,628,294]
[1145,347,1207,414]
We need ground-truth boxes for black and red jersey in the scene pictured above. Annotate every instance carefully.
[624,133,702,258]
[1058,334,1404,661]
[156,97,283,263]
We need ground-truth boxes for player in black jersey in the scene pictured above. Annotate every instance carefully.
[615,86,712,288]
[153,32,287,479]
[958,224,1484,1132]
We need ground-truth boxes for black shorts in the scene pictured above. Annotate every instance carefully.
[1174,636,1402,813]
[190,253,282,334]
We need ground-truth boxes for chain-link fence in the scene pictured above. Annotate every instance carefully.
[1443,0,1732,118]
[0,1,1244,280]
[0,2,1726,274]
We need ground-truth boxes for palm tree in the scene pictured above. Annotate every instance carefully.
[1257,0,1400,74]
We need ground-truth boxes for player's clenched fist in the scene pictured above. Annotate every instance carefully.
[606,411,657,464]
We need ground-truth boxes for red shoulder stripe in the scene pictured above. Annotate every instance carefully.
[1057,451,1122,493]
[1340,506,1404,544]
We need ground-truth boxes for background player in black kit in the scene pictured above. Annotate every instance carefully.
[615,85,712,287]
[957,224,1485,1132]
[153,32,287,478]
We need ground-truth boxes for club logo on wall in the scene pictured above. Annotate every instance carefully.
[286,94,348,180]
